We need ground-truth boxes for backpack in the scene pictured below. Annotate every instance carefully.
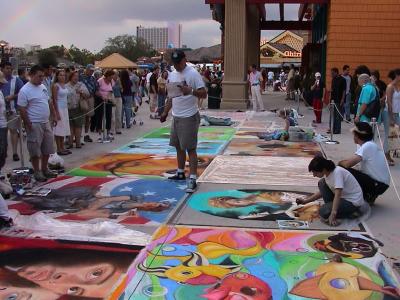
[364,87,381,119]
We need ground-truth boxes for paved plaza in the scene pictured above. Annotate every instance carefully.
[2,92,400,299]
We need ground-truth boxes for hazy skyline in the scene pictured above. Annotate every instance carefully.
[1,0,300,52]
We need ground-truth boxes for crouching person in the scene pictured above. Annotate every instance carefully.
[297,156,366,226]
[339,122,390,204]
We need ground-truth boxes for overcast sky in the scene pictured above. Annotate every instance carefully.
[1,0,300,52]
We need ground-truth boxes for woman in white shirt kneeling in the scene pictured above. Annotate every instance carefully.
[297,155,366,226]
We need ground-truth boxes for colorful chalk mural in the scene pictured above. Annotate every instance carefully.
[187,189,320,221]
[0,236,140,299]
[68,153,213,178]
[109,226,400,300]
[113,138,228,156]
[143,126,236,141]
[7,176,186,226]
[224,139,322,157]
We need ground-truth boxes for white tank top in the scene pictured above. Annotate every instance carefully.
[393,88,400,113]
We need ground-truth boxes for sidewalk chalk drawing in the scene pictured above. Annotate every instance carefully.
[224,139,322,157]
[188,189,320,221]
[0,236,140,300]
[7,176,185,226]
[200,111,248,121]
[68,154,213,177]
[198,156,318,186]
[234,130,270,139]
[109,226,400,300]
[143,126,236,141]
[114,138,227,156]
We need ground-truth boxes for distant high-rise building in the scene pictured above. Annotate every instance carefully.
[167,23,182,49]
[136,26,168,50]
[136,24,182,50]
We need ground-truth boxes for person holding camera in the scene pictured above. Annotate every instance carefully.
[160,50,207,193]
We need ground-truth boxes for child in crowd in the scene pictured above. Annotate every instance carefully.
[277,108,298,141]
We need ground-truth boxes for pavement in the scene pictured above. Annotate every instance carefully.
[4,93,400,260]
[2,91,400,298]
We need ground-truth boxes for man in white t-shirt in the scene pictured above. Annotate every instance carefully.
[18,65,57,182]
[160,50,207,193]
[267,70,274,87]
[297,156,365,226]
[248,64,264,112]
[339,122,390,204]
[145,69,152,101]
[0,72,8,175]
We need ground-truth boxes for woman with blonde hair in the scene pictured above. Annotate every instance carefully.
[51,69,71,155]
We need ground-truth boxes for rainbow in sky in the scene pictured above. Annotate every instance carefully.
[1,0,42,36]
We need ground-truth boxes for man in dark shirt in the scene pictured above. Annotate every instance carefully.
[331,68,346,134]
[149,66,159,119]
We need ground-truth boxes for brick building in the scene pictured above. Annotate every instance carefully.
[206,0,400,109]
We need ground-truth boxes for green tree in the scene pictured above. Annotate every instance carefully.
[99,34,156,62]
[68,45,95,66]
[38,49,58,67]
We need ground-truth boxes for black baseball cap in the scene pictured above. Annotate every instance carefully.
[171,50,186,64]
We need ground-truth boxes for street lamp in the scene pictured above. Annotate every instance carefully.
[160,51,165,71]
[0,40,8,64]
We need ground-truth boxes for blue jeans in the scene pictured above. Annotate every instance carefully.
[122,95,133,127]
[344,93,351,120]
[157,93,166,116]
[318,179,359,219]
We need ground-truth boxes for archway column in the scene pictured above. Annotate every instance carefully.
[221,0,248,109]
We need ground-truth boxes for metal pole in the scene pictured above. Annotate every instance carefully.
[371,117,377,141]
[325,101,340,145]
[98,100,111,143]
[18,115,25,167]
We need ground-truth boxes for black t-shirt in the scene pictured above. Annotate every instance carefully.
[331,75,346,103]
[376,80,387,98]
[149,73,158,94]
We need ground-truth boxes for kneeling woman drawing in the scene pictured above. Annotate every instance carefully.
[296,155,367,226]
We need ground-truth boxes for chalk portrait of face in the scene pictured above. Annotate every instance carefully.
[1,249,135,299]
[189,190,310,221]
[0,268,58,300]
[17,186,170,220]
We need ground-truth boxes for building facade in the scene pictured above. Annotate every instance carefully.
[206,0,400,109]
[137,26,168,50]
[260,31,304,69]
[168,22,182,49]
[137,24,182,50]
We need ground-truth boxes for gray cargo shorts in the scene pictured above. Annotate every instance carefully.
[169,112,200,151]
[26,122,55,158]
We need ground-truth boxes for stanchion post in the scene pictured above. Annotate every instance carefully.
[371,117,377,141]
[18,115,25,167]
[325,101,340,145]
[98,100,111,144]
[295,89,301,115]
